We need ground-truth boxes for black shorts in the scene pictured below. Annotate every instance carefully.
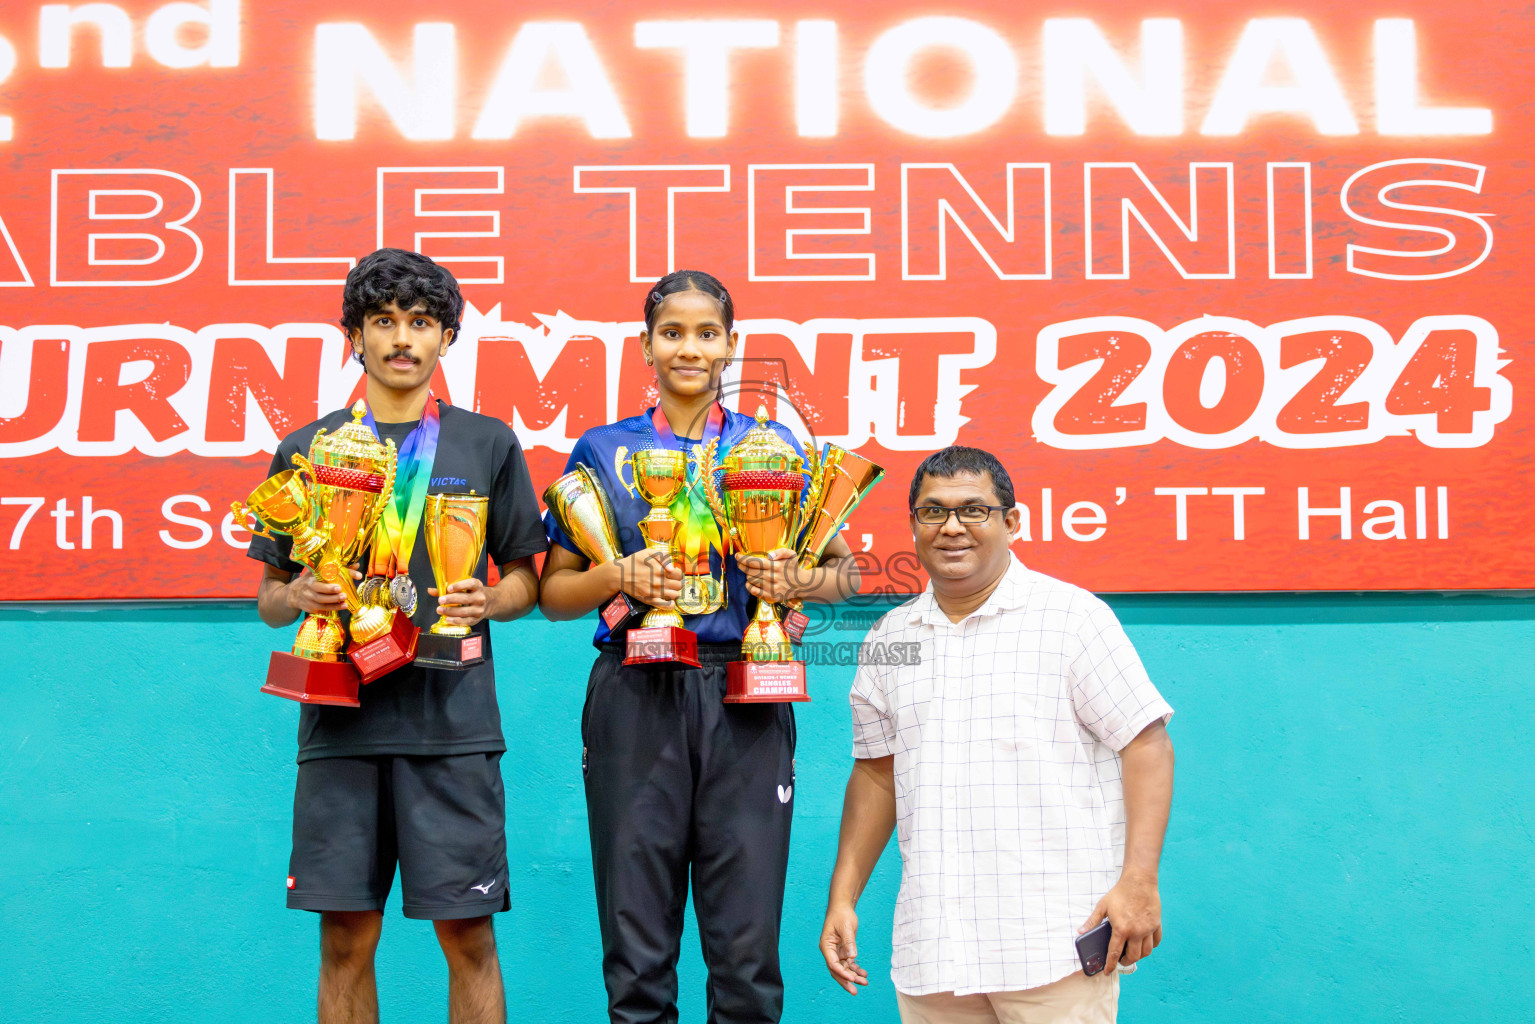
[287,752,510,920]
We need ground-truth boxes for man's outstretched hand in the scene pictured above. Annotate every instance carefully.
[820,903,869,995]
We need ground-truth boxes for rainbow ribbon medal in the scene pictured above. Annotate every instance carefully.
[362,394,441,617]
[652,403,726,575]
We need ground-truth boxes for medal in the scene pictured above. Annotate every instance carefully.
[389,574,418,617]
[357,576,386,607]
[651,403,728,615]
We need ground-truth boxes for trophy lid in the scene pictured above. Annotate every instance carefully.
[724,406,803,472]
[311,400,393,466]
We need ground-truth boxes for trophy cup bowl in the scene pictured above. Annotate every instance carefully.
[618,448,701,667]
[414,493,490,670]
[781,445,886,641]
[544,466,640,632]
[238,470,311,541]
[697,406,812,703]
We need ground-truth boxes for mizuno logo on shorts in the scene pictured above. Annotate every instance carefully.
[471,879,497,894]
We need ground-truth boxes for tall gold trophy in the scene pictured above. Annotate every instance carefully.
[414,493,490,670]
[232,401,398,706]
[697,410,886,702]
[781,445,886,641]
[544,466,642,632]
[614,448,701,667]
[697,407,811,702]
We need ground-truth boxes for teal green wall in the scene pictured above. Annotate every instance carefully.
[1,594,1531,1023]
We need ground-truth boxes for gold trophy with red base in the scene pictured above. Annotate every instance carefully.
[233,402,408,705]
[697,408,812,702]
[413,492,490,670]
[615,448,702,667]
[697,410,886,702]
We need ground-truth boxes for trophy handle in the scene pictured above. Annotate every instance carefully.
[796,447,823,551]
[690,440,739,548]
[613,446,638,499]
[378,438,398,505]
[289,452,317,518]
[229,501,277,542]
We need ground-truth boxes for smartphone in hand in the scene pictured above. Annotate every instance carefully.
[1075,919,1113,976]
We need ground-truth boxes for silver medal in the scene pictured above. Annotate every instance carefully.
[389,574,418,617]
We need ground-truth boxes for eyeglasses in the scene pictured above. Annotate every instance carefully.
[912,504,1011,526]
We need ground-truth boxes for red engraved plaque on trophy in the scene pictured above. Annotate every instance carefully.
[602,594,639,631]
[782,608,810,643]
[724,661,809,703]
[348,611,420,683]
[624,625,701,667]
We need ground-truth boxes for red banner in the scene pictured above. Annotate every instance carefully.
[0,1,1529,598]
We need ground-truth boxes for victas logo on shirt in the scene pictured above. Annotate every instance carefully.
[431,476,468,487]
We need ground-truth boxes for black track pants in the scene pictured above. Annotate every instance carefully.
[582,643,797,1024]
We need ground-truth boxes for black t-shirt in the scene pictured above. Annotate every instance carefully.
[247,402,546,762]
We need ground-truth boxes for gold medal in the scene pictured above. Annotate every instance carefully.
[357,576,388,608]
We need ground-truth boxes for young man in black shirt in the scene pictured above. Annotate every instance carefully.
[248,249,545,1024]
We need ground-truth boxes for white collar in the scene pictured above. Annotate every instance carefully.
[907,553,1031,627]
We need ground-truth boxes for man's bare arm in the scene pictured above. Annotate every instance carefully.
[820,755,897,995]
[1080,719,1174,971]
[484,557,539,622]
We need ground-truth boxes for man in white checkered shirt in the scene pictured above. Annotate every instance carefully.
[820,447,1175,1024]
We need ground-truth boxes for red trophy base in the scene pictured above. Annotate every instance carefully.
[724,661,811,703]
[348,611,420,684]
[261,652,362,707]
[624,626,701,667]
[414,631,485,670]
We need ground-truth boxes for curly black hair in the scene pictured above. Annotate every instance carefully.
[341,249,464,364]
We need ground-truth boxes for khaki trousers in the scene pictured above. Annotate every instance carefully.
[896,972,1119,1024]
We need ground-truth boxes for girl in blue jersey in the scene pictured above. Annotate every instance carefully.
[540,270,858,1024]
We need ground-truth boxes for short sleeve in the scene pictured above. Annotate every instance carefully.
[1068,595,1173,751]
[850,660,898,759]
[544,434,598,556]
[487,434,550,565]
[245,444,301,574]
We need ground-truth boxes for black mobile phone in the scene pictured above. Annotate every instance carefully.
[1075,919,1113,976]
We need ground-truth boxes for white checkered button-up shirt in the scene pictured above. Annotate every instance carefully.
[851,554,1173,996]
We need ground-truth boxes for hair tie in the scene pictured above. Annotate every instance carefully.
[650,290,665,304]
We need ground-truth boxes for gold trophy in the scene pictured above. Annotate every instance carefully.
[696,407,811,702]
[780,445,886,641]
[544,466,642,632]
[614,447,701,667]
[232,401,398,706]
[414,492,490,670]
